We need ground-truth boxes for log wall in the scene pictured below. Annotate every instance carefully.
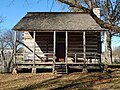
[22,31,101,61]
[68,32,101,59]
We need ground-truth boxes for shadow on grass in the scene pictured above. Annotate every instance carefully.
[18,75,63,90]
[18,69,120,90]
[18,72,113,90]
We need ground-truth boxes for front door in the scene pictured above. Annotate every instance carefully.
[56,32,65,62]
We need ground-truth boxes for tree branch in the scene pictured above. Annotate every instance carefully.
[58,0,90,12]
[58,0,120,32]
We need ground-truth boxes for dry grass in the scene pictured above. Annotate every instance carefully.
[0,69,120,90]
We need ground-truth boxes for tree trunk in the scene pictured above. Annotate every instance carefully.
[1,50,5,61]
[107,31,113,64]
[1,50,7,72]
[7,53,14,72]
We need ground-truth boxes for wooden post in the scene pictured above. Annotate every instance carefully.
[65,31,68,73]
[32,31,36,73]
[65,31,68,63]
[83,32,86,64]
[53,31,56,73]
[12,31,17,74]
[75,54,77,63]
[54,31,56,59]
[33,31,36,68]
[83,31,87,73]
[104,31,108,72]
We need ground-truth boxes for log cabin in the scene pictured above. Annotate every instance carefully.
[12,12,107,73]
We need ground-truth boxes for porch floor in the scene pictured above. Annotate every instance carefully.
[16,61,104,70]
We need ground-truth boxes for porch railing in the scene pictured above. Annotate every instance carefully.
[16,52,101,64]
[68,52,101,64]
[15,52,55,62]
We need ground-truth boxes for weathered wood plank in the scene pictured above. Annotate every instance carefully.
[33,31,36,68]
[66,32,68,63]
[83,32,86,64]
[53,31,56,73]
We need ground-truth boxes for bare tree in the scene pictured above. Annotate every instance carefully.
[58,0,120,31]
[0,30,22,72]
[56,0,120,65]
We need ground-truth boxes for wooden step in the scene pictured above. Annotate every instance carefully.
[55,64,68,74]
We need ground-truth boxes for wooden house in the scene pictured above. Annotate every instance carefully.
[12,12,107,73]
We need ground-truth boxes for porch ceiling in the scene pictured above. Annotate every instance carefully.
[12,12,106,32]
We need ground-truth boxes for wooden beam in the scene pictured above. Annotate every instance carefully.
[66,31,68,73]
[66,31,68,63]
[53,31,56,60]
[53,31,56,73]
[75,54,77,63]
[14,31,17,65]
[33,31,36,68]
[83,32,86,64]
[82,31,88,73]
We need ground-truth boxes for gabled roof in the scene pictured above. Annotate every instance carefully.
[13,12,105,31]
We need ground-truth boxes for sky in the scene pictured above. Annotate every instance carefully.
[0,0,120,49]
[0,0,68,30]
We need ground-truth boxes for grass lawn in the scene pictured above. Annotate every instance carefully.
[0,68,120,90]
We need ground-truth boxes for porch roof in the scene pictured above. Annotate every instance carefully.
[12,12,106,32]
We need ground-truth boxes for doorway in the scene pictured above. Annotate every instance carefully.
[56,32,65,62]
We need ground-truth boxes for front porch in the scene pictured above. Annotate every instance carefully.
[14,31,105,73]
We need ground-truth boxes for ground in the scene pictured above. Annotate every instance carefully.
[0,69,120,90]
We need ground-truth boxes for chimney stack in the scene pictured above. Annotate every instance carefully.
[93,8,100,18]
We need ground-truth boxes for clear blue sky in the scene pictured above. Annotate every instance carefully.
[0,0,120,49]
[0,0,68,29]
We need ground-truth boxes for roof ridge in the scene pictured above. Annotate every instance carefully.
[27,12,89,14]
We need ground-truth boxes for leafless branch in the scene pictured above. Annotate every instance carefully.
[58,0,120,32]
[50,0,55,12]
[23,0,30,7]
[9,0,15,6]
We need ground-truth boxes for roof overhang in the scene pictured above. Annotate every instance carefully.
[13,12,107,32]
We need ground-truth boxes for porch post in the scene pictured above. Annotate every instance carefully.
[104,31,108,71]
[53,31,56,59]
[53,31,56,73]
[32,31,36,73]
[83,31,87,72]
[66,31,68,73]
[65,31,68,63]
[12,31,17,74]
[83,32,86,63]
